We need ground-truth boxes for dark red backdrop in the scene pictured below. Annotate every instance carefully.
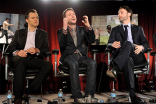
[0,0,156,92]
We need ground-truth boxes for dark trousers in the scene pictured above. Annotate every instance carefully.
[63,54,97,99]
[113,41,146,89]
[0,29,8,44]
[12,55,53,99]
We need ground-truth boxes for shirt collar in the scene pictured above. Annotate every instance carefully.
[28,28,37,32]
[68,26,76,31]
[122,23,131,28]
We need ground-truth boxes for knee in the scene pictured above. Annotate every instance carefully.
[18,57,26,63]
[69,61,79,72]
[13,57,26,71]
[124,41,133,47]
[14,57,26,66]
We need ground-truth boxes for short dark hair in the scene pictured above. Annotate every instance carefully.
[24,9,37,28]
[119,5,133,21]
[107,25,111,30]
[6,18,9,20]
[62,8,74,18]
[25,9,37,19]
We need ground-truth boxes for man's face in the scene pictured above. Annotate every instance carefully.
[65,10,77,25]
[6,19,9,22]
[118,8,131,23]
[26,12,39,28]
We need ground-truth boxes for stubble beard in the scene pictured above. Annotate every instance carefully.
[68,22,76,26]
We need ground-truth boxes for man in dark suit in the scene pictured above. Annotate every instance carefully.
[106,6,149,103]
[7,9,53,104]
[57,8,96,103]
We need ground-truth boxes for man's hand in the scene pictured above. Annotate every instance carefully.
[26,47,39,55]
[63,18,69,30]
[15,50,27,57]
[134,44,143,54]
[112,41,121,49]
[12,24,15,27]
[82,15,90,27]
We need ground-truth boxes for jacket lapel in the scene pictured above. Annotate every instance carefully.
[35,29,41,48]
[76,26,80,47]
[67,28,74,44]
[117,25,125,40]
[21,29,28,49]
[131,24,138,41]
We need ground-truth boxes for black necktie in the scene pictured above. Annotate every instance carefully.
[124,25,128,41]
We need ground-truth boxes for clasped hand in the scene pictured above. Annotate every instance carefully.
[15,47,39,57]
[112,41,143,54]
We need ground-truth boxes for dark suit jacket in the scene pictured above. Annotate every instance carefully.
[108,24,149,62]
[57,26,95,62]
[7,28,49,60]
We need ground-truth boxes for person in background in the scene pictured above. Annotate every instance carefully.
[106,25,111,36]
[94,27,100,45]
[0,18,15,44]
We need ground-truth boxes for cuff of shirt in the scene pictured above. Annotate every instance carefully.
[86,26,92,30]
[141,45,144,52]
[13,50,19,56]
[36,50,40,56]
[108,43,113,46]
[62,29,67,35]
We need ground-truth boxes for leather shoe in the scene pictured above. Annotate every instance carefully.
[106,69,117,81]
[22,94,29,102]
[131,96,146,103]
[14,98,22,104]
[74,98,86,103]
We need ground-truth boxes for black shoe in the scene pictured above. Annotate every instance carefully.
[74,98,86,103]
[22,94,29,102]
[131,96,146,103]
[106,69,117,81]
[84,94,94,98]
[14,98,22,104]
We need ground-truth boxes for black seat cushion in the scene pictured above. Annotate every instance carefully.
[111,60,148,73]
[58,64,87,74]
[134,61,148,69]
[26,68,39,73]
[26,68,39,76]
[8,66,39,77]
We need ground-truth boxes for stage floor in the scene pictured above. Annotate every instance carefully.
[0,91,156,104]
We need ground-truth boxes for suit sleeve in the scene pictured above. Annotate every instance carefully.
[6,30,19,54]
[139,27,149,52]
[39,32,49,54]
[57,29,67,49]
[107,28,116,46]
[84,27,95,43]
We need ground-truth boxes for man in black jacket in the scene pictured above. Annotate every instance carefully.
[57,8,96,102]
[7,9,53,104]
[106,6,149,103]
